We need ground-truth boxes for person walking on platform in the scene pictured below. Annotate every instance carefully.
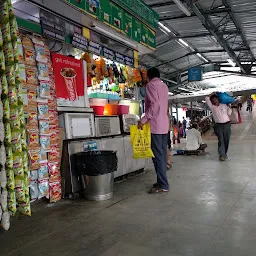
[206,93,232,161]
[138,67,169,193]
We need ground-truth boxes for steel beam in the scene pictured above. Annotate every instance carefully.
[185,1,246,73]
[222,0,255,64]
[159,7,231,21]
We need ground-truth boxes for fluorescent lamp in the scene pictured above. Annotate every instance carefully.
[159,27,169,35]
[158,22,171,33]
[227,58,236,67]
[173,0,191,16]
[196,53,208,63]
[179,39,189,47]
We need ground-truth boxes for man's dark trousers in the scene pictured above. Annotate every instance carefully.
[214,122,231,157]
[151,134,169,190]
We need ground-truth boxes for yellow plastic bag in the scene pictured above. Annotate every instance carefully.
[130,123,154,159]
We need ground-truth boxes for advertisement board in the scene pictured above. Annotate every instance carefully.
[52,53,86,107]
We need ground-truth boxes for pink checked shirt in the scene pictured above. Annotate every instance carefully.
[141,78,169,134]
[205,96,232,123]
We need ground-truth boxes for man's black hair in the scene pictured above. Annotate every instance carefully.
[191,123,198,129]
[147,67,160,80]
[210,94,218,102]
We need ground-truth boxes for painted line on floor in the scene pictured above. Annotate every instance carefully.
[239,110,256,140]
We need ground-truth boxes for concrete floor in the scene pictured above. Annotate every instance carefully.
[1,106,256,256]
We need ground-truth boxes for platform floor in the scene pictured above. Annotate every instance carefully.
[1,105,256,256]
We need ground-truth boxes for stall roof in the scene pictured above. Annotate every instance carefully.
[141,0,256,86]
[169,71,256,103]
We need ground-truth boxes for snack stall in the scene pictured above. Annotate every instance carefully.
[0,0,159,230]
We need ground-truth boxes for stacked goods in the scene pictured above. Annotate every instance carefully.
[0,0,30,230]
[21,35,61,204]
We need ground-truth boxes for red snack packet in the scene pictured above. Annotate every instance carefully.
[49,182,62,203]
[48,162,61,183]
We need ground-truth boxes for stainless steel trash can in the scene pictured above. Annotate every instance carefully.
[74,151,117,201]
[84,172,114,201]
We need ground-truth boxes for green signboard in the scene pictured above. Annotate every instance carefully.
[65,0,156,49]
[123,11,132,38]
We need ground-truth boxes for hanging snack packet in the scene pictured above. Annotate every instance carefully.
[11,128,22,153]
[21,127,27,151]
[34,42,48,64]
[1,75,8,99]
[30,170,38,181]
[1,211,10,231]
[28,150,40,170]
[49,74,56,90]
[13,152,24,178]
[5,146,13,169]
[0,189,8,211]
[13,38,24,63]
[3,99,10,123]
[17,82,24,105]
[39,81,51,99]
[38,179,49,199]
[40,149,47,163]
[1,22,11,44]
[6,65,15,86]
[0,169,7,188]
[39,120,50,135]
[27,88,37,106]
[30,180,38,201]
[38,101,49,120]
[38,62,49,81]
[24,173,29,196]
[48,99,57,110]
[27,129,40,150]
[10,107,20,130]
[8,190,16,215]
[3,42,14,65]
[6,168,15,191]
[49,182,62,203]
[0,49,5,74]
[0,144,6,165]
[38,163,49,180]
[26,65,38,85]
[22,150,29,170]
[48,146,60,162]
[40,135,51,151]
[27,107,38,129]
[49,110,58,125]
[24,48,36,66]
[50,129,60,146]
[10,18,18,42]
[15,187,26,203]
[4,123,11,146]
[8,85,18,108]
[0,1,9,24]
[18,197,31,216]
[22,35,34,48]
[48,162,61,183]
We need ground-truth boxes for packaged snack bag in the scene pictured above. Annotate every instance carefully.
[27,129,40,150]
[6,65,15,86]
[18,197,31,216]
[0,169,7,188]
[39,120,50,135]
[1,75,8,99]
[39,81,51,98]
[38,163,49,180]
[8,190,16,215]
[30,170,38,181]
[4,123,11,146]
[48,146,60,162]
[5,146,13,169]
[13,152,24,177]
[11,128,22,153]
[40,135,50,151]
[38,62,49,81]
[38,179,49,199]
[6,168,15,191]
[49,182,62,203]
[27,106,38,129]
[48,162,61,183]
[30,180,38,201]
[28,150,40,170]
[39,149,47,163]
[26,65,38,85]
[38,101,49,120]
[0,49,5,74]
[3,99,10,123]
[15,187,26,203]
[3,42,14,65]
[8,85,18,109]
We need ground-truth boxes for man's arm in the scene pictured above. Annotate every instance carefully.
[205,92,216,109]
[140,83,159,125]
[227,104,232,116]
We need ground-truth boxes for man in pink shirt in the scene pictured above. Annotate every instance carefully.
[138,67,169,193]
[205,93,232,161]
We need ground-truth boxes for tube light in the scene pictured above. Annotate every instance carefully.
[179,39,189,47]
[227,58,236,67]
[159,27,169,35]
[173,0,191,16]
[158,22,171,33]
